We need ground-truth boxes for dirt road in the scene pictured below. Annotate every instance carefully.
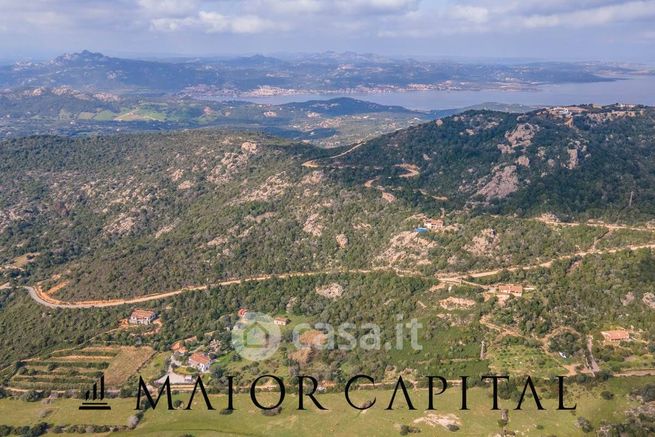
[302,141,365,168]
[534,217,654,233]
[436,242,655,283]
[24,268,419,309]
[23,242,655,309]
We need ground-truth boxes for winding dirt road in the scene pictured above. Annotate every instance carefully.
[302,141,365,168]
[21,240,655,310]
[23,268,419,309]
[436,242,655,283]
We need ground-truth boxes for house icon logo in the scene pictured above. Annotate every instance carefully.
[244,321,270,348]
[231,312,280,361]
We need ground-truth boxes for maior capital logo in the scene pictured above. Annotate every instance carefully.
[231,311,281,361]
[79,374,111,410]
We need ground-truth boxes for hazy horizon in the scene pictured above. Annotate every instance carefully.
[4,50,655,67]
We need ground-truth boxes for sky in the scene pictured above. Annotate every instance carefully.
[0,0,654,63]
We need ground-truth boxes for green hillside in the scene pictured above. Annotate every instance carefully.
[327,104,655,220]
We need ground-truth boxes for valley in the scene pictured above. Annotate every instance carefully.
[2,103,655,435]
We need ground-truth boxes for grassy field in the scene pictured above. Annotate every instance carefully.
[126,381,638,436]
[0,377,652,436]
[139,352,170,382]
[0,397,137,428]
[489,345,567,378]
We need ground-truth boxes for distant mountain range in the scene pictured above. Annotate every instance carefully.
[0,50,645,97]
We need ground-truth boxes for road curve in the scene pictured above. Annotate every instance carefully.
[23,268,420,309]
[22,243,655,310]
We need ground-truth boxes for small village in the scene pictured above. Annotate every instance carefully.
[117,307,295,387]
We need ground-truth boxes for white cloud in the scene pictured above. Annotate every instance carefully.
[2,0,652,38]
[335,0,420,15]
[150,10,280,34]
[150,16,198,32]
[196,11,229,32]
[197,11,278,34]
[377,0,655,37]
[449,5,490,24]
[138,0,200,17]
[0,0,653,59]
[228,15,278,34]
[252,0,419,16]
[142,0,417,34]
[519,0,655,29]
[457,0,655,28]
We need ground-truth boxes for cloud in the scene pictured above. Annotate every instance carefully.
[253,0,419,16]
[457,0,655,29]
[138,0,200,17]
[150,11,281,34]
[0,0,653,60]
[198,11,279,34]
[150,16,197,32]
[2,0,653,38]
[378,0,655,37]
[334,0,420,15]
[141,0,419,35]
[518,0,655,28]
[449,5,490,24]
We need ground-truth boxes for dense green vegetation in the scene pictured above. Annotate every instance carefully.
[330,105,655,220]
[0,289,123,370]
[1,107,655,436]
[492,249,655,339]
[4,107,655,302]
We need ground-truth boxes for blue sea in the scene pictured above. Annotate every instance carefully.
[237,75,655,110]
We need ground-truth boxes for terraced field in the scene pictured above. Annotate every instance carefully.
[10,346,155,391]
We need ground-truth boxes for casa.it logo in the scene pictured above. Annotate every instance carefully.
[231,311,281,361]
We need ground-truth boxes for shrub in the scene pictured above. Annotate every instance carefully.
[261,406,282,416]
[20,390,42,402]
[600,390,614,400]
[399,424,420,435]
[576,417,593,433]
